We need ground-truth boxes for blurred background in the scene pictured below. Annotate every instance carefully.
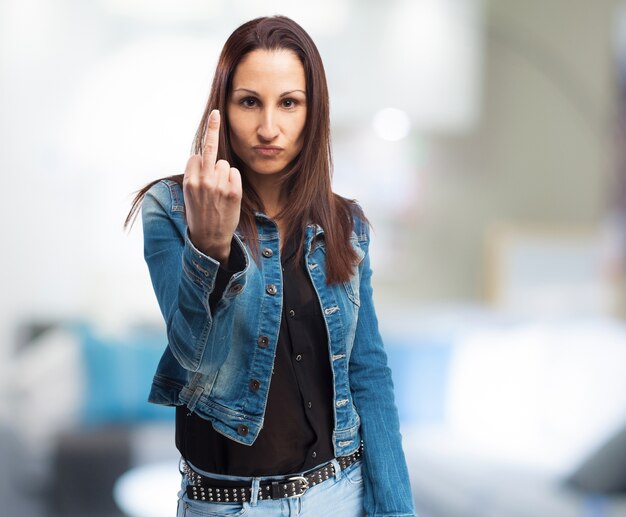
[2,0,626,515]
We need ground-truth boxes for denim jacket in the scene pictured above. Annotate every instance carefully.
[141,179,416,517]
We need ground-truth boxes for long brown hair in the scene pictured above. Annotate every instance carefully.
[125,15,366,284]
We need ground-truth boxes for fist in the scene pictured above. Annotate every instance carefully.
[183,110,242,264]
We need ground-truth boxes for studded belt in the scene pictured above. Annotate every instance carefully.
[183,443,363,503]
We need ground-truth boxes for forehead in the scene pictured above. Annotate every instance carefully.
[232,49,306,91]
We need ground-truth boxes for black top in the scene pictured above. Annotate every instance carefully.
[175,232,335,476]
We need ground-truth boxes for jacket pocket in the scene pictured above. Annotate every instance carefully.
[343,276,360,306]
[342,238,365,306]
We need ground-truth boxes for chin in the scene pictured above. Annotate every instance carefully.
[249,160,289,176]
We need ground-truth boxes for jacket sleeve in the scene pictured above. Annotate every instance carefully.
[141,181,248,376]
[348,222,417,517]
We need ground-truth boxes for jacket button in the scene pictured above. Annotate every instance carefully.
[230,283,244,294]
[237,424,249,436]
[295,354,302,362]
[257,335,269,348]
[249,379,261,391]
[266,284,277,295]
[262,248,273,258]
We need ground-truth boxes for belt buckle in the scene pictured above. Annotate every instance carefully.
[286,475,309,498]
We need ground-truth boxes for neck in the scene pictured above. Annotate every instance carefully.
[246,171,287,219]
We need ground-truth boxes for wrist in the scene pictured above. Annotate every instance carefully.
[189,232,231,265]
[201,244,231,265]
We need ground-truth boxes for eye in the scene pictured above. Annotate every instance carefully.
[281,98,297,109]
[240,97,258,108]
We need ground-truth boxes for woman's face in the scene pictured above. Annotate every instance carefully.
[227,49,307,177]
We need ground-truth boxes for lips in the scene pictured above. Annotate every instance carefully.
[253,145,283,156]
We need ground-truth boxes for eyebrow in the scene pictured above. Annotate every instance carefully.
[232,88,306,96]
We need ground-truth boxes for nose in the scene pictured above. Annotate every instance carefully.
[257,108,279,142]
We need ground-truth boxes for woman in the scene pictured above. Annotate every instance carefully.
[126,15,416,517]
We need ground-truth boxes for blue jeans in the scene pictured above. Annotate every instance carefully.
[176,458,365,516]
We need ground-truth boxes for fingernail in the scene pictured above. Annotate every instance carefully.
[210,109,220,120]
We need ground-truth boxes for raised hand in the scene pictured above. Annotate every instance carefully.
[183,109,242,264]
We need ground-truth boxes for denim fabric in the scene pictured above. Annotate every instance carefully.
[176,459,365,517]
[142,180,416,516]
